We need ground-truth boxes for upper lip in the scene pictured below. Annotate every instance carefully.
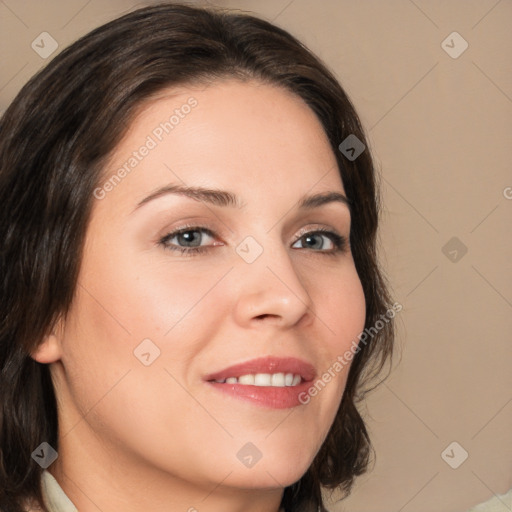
[204,356,317,382]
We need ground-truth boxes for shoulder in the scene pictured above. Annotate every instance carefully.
[466,487,512,512]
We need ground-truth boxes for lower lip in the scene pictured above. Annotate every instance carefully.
[206,380,312,409]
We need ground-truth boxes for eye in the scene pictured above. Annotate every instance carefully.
[292,228,347,254]
[158,226,219,256]
[158,225,347,257]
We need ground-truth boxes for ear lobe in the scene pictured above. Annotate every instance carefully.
[30,318,65,364]
[30,333,63,364]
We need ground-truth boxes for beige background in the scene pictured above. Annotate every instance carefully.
[1,1,511,511]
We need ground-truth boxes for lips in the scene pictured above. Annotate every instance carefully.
[203,356,318,409]
[203,356,316,383]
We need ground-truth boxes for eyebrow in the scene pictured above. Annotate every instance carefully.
[133,184,351,213]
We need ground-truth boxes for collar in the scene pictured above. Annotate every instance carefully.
[41,470,78,512]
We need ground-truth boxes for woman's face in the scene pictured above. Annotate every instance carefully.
[41,79,366,506]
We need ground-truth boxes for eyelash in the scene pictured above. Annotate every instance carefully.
[158,224,348,257]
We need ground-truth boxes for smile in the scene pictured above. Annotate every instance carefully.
[204,356,316,409]
[211,372,302,386]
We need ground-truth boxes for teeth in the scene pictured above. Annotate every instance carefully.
[212,373,302,387]
[271,373,285,387]
[238,374,255,385]
[254,373,271,386]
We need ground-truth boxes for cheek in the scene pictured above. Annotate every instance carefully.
[288,260,365,422]
[311,264,365,402]
[63,254,232,420]
[58,288,134,422]
[311,261,366,353]
[80,235,231,338]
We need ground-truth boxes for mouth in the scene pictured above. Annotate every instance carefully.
[203,356,316,409]
[210,372,303,387]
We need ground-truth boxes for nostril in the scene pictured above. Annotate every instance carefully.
[255,313,281,320]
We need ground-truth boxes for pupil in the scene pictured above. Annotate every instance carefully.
[180,231,200,247]
[305,234,322,249]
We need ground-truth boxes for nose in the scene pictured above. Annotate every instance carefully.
[232,238,314,329]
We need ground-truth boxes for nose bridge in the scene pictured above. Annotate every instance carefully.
[232,230,314,325]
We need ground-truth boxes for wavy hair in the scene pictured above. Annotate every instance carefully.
[0,3,395,511]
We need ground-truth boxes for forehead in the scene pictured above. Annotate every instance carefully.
[99,79,345,209]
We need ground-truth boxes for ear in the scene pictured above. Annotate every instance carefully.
[30,317,65,364]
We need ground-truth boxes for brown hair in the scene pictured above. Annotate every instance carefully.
[0,3,395,511]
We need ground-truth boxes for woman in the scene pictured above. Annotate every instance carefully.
[0,3,395,511]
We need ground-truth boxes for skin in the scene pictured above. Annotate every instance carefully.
[32,79,366,512]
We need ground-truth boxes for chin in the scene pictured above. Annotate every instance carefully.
[225,469,307,491]
[223,453,314,489]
